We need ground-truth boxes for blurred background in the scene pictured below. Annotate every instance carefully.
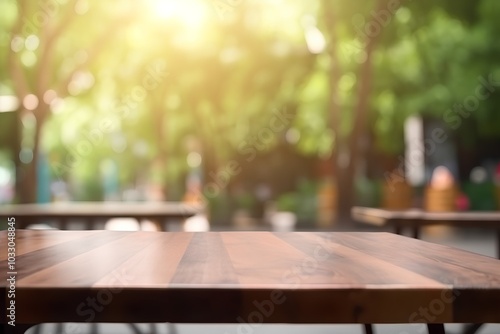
[1,0,500,230]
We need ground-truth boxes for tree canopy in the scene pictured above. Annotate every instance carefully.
[1,0,499,215]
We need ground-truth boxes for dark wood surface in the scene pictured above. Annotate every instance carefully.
[0,202,202,229]
[1,230,500,326]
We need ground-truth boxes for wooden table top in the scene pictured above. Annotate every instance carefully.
[352,206,500,227]
[1,230,500,325]
[0,202,201,221]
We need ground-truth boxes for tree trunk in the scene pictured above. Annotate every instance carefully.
[13,110,26,203]
[18,120,40,204]
[9,2,134,203]
[18,103,49,203]
[153,104,168,200]
[19,156,38,204]
[335,0,385,225]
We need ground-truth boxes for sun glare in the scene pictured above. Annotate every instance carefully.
[149,0,210,28]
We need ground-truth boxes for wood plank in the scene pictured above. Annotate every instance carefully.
[170,232,240,285]
[275,232,445,286]
[220,232,323,285]
[337,233,500,288]
[17,232,164,286]
[93,232,193,287]
[1,231,130,279]
[0,230,100,260]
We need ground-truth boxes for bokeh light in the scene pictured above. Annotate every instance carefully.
[187,152,202,168]
[22,94,39,111]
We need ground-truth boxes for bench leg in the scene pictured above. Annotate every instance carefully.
[427,324,445,334]
[394,225,402,235]
[412,226,421,239]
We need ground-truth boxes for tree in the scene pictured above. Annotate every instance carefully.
[296,0,397,223]
[2,0,137,202]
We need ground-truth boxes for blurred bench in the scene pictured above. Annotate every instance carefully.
[0,201,202,231]
[351,206,500,258]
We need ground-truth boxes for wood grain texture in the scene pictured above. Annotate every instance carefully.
[1,230,500,325]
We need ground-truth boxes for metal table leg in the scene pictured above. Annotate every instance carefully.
[458,229,500,334]
[2,324,37,334]
[364,324,374,334]
[427,324,445,334]
[128,324,143,334]
[31,324,41,334]
[463,323,484,334]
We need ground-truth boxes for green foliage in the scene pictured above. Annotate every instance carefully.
[276,192,298,212]
[2,0,500,202]
[463,182,497,211]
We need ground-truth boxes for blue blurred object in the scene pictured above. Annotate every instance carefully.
[101,159,120,201]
